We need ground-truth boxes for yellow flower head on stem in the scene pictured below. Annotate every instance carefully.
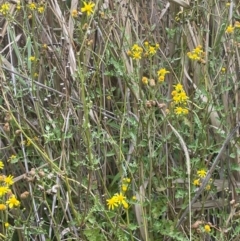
[114,192,126,204]
[81,1,95,16]
[6,195,20,208]
[226,25,234,34]
[204,224,211,233]
[197,169,207,178]
[106,196,118,210]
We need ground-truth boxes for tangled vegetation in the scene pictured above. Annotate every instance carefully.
[0,0,240,240]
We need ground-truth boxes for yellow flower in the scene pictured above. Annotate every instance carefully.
[226,2,230,7]
[204,224,211,233]
[132,196,136,200]
[197,169,207,178]
[0,204,6,211]
[0,161,4,169]
[221,67,226,73]
[4,175,14,186]
[157,68,170,76]
[114,192,126,204]
[158,75,165,82]
[144,41,149,46]
[37,6,45,14]
[174,107,188,115]
[106,196,118,210]
[193,179,200,186]
[226,25,234,34]
[71,9,78,18]
[28,3,36,10]
[29,56,36,61]
[81,1,95,16]
[142,76,148,85]
[4,222,9,228]
[148,46,157,55]
[0,3,10,15]
[0,186,9,196]
[132,52,142,60]
[174,83,184,92]
[6,195,20,208]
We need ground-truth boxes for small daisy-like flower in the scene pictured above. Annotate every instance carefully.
[158,75,165,82]
[114,192,126,204]
[197,169,207,178]
[81,1,95,16]
[0,186,9,197]
[28,3,36,10]
[226,25,234,34]
[0,204,7,211]
[193,179,200,186]
[37,6,45,14]
[157,68,170,76]
[4,175,14,186]
[6,195,20,208]
[106,196,118,210]
[132,51,142,60]
[204,224,211,233]
[174,107,188,115]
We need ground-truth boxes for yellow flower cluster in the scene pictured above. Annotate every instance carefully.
[193,169,212,191]
[128,42,159,60]
[157,68,170,82]
[0,161,20,212]
[106,178,131,210]
[144,42,159,57]
[0,3,10,15]
[187,45,204,61]
[171,83,189,115]
[27,2,45,13]
[127,44,143,60]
